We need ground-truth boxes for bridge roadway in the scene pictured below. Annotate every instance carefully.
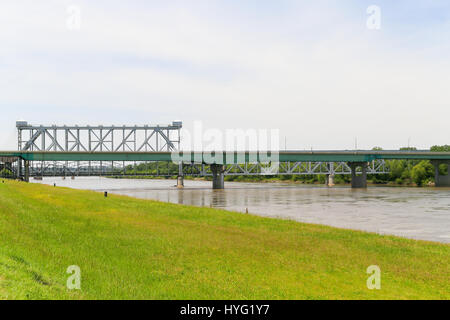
[0,150,449,188]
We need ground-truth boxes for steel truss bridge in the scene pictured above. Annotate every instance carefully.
[7,121,391,178]
[1,150,390,177]
[182,159,387,177]
[1,121,450,188]
[17,121,182,152]
[12,120,184,178]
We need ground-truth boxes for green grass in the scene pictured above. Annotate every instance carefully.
[0,180,448,300]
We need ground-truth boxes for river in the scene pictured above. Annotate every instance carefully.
[32,177,450,243]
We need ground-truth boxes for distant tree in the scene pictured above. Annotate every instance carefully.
[431,145,450,152]
[0,168,13,178]
[411,161,434,186]
[387,160,407,181]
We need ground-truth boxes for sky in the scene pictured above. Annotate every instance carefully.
[0,0,449,150]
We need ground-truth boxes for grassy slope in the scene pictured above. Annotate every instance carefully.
[0,180,448,300]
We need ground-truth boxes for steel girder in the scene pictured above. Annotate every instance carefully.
[17,123,182,177]
[18,124,181,152]
[22,160,389,177]
[181,160,388,176]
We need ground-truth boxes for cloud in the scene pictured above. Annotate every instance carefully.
[0,0,449,150]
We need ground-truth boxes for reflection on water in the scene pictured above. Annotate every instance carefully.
[33,177,450,243]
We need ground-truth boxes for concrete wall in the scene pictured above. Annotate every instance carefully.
[433,160,450,187]
[349,162,367,188]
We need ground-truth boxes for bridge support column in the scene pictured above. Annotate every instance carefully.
[177,175,184,188]
[177,162,184,188]
[326,163,335,187]
[349,162,367,188]
[17,159,22,180]
[24,160,30,183]
[211,164,225,189]
[432,160,450,187]
[326,174,335,187]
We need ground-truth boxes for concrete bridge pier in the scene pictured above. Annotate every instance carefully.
[326,174,335,187]
[211,164,225,189]
[349,162,368,188]
[432,160,450,187]
[177,162,184,188]
[24,160,30,183]
[177,175,184,188]
[326,163,335,187]
[17,159,22,180]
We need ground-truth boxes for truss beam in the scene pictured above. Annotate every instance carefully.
[17,123,182,153]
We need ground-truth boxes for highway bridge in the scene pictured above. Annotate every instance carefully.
[0,121,449,188]
[1,150,449,189]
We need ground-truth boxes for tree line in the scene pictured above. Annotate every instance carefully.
[224,145,450,186]
[1,145,448,186]
[121,145,449,187]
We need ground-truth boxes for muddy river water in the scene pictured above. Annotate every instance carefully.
[33,177,450,243]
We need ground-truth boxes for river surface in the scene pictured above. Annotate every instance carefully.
[32,177,450,243]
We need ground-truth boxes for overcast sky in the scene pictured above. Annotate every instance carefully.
[1,0,449,150]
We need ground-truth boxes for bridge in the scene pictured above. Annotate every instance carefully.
[0,121,449,189]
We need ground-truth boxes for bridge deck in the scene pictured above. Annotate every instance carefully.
[0,150,449,163]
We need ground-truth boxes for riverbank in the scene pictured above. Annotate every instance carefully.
[1,180,449,299]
